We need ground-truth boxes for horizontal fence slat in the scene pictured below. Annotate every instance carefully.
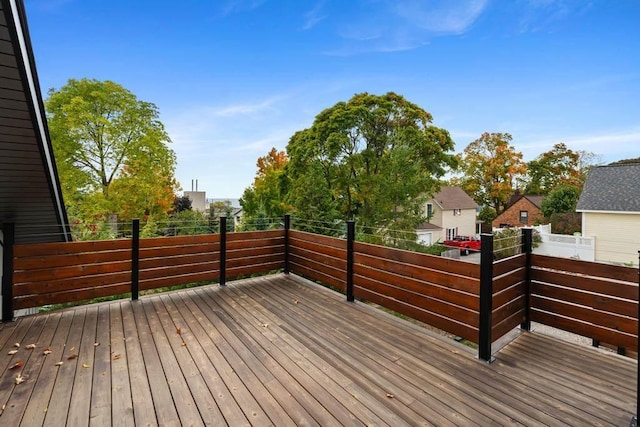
[14,249,131,270]
[531,268,637,301]
[289,246,347,272]
[290,262,346,292]
[226,261,283,279]
[139,234,220,249]
[140,261,221,281]
[355,241,480,277]
[355,252,479,294]
[289,253,346,287]
[492,267,526,294]
[227,246,284,261]
[227,236,285,251]
[140,243,220,260]
[288,236,347,260]
[14,271,131,297]
[140,272,218,291]
[532,254,637,284]
[354,263,479,311]
[227,253,284,270]
[531,309,637,352]
[289,230,346,250]
[531,295,636,336]
[493,254,526,278]
[493,281,525,311]
[354,286,478,343]
[492,308,526,342]
[354,272,479,327]
[226,229,284,243]
[492,294,526,329]
[140,253,218,270]
[532,282,637,318]
[14,283,131,310]
[14,260,131,284]
[13,239,131,257]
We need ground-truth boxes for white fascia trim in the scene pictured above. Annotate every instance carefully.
[576,210,640,215]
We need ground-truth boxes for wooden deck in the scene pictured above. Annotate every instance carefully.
[0,273,636,426]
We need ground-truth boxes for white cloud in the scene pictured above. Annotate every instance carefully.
[518,130,640,162]
[302,1,328,30]
[220,0,267,16]
[325,0,488,55]
[393,0,488,34]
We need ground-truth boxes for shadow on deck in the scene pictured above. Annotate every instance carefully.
[0,273,636,426]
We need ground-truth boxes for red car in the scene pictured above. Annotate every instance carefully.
[443,235,481,255]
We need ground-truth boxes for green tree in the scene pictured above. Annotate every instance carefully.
[540,184,581,217]
[209,200,234,232]
[457,132,526,214]
[524,143,581,194]
[286,92,457,236]
[240,148,292,227]
[46,78,178,223]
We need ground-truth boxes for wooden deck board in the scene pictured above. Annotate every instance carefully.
[0,273,636,426]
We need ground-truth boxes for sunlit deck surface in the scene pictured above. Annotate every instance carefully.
[0,273,636,426]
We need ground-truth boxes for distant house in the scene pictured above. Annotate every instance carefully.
[576,163,640,266]
[493,194,545,229]
[416,187,478,245]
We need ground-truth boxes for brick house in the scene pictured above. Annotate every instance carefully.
[492,194,545,228]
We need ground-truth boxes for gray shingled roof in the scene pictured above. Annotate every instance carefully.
[576,164,640,213]
[433,187,478,210]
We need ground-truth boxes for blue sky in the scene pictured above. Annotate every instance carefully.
[25,0,640,198]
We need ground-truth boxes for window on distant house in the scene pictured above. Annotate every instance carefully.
[446,228,457,240]
[427,203,433,218]
[454,209,461,216]
[519,210,528,224]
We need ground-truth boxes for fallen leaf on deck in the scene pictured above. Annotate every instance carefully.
[176,328,182,335]
[67,354,78,360]
[181,341,186,346]
[15,374,25,385]
[82,363,90,368]
[10,361,24,369]
[43,349,52,356]
[69,347,75,352]
[13,343,20,348]
[261,323,269,328]
[26,344,36,350]
[386,393,394,399]
[55,362,63,366]
[113,354,121,360]
[7,349,18,355]
[93,342,100,347]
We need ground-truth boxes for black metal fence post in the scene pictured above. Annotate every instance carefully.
[284,215,290,274]
[220,216,227,286]
[346,220,355,302]
[131,219,140,300]
[521,228,533,331]
[478,233,494,362]
[1,223,15,322]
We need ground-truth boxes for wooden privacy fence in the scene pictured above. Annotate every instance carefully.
[530,254,638,352]
[287,224,481,344]
[3,218,639,363]
[8,223,286,316]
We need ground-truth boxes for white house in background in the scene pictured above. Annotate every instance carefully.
[416,187,479,245]
[184,191,207,211]
[576,163,640,266]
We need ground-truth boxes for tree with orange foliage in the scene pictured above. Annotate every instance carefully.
[457,132,527,214]
[240,148,293,228]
